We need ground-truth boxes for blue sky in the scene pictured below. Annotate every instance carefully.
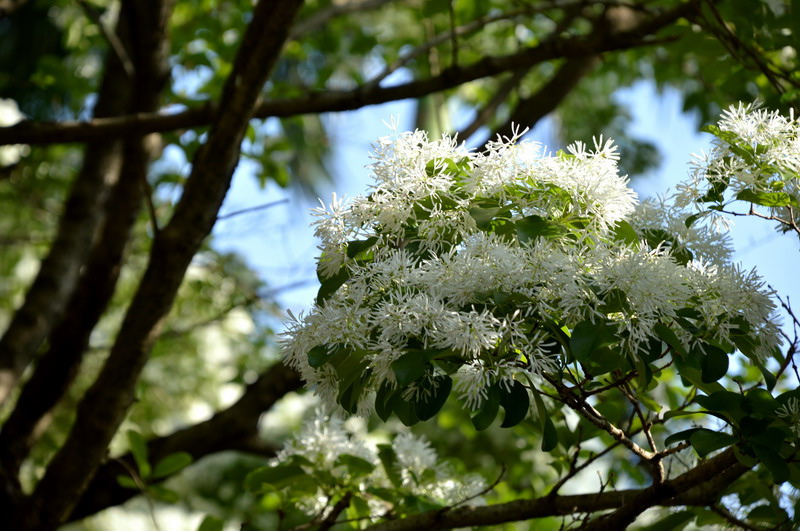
[213,82,800,330]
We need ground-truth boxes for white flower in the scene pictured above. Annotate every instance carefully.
[273,412,486,515]
[453,362,492,410]
[278,409,376,470]
[392,432,486,504]
[631,195,733,265]
[775,398,800,438]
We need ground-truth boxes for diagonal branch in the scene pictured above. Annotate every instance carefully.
[68,362,302,521]
[482,54,600,145]
[0,0,173,482]
[10,0,305,528]
[0,0,701,147]
[0,0,147,405]
[364,447,747,530]
[458,69,529,140]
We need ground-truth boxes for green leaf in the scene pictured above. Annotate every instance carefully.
[391,393,420,426]
[752,443,789,483]
[127,430,151,479]
[664,428,700,447]
[569,319,618,363]
[335,454,376,477]
[654,323,687,357]
[426,156,469,177]
[700,345,729,383]
[346,236,379,259]
[647,510,695,531]
[375,382,396,422]
[415,375,452,421]
[377,444,402,488]
[745,388,779,418]
[116,475,139,489]
[316,266,350,304]
[611,220,640,246]
[152,452,193,479]
[684,212,704,228]
[736,188,798,207]
[391,350,429,386]
[515,215,568,244]
[471,385,500,431]
[541,414,558,452]
[531,387,558,451]
[468,205,507,230]
[197,515,225,531]
[747,505,788,524]
[148,484,180,504]
[307,345,331,368]
[756,361,777,390]
[689,429,737,458]
[695,391,743,420]
[499,380,530,428]
[244,464,306,492]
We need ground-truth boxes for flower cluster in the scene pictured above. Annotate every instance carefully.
[282,126,781,425]
[677,102,800,230]
[270,410,485,518]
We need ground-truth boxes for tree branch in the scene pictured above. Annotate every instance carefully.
[483,54,600,145]
[68,362,302,521]
[9,0,305,527]
[0,0,150,404]
[0,0,700,147]
[364,448,746,530]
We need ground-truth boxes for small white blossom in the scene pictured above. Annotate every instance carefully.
[274,411,486,516]
[775,398,800,438]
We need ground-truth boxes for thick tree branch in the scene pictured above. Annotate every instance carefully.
[8,1,305,528]
[0,0,173,478]
[484,55,599,145]
[0,0,700,147]
[458,69,528,140]
[365,448,746,530]
[69,362,302,521]
[0,0,146,404]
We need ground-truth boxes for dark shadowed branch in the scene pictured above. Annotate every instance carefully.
[363,448,747,530]
[69,362,302,521]
[8,0,305,528]
[0,1,700,148]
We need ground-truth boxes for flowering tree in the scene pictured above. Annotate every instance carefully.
[0,0,798,529]
[260,104,800,529]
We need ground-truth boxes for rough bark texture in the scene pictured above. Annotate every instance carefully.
[365,449,747,531]
[8,1,305,528]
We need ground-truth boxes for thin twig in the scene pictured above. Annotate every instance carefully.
[139,172,160,236]
[289,0,393,40]
[710,504,760,531]
[112,458,160,531]
[448,0,459,69]
[542,373,656,461]
[76,0,135,78]
[217,198,289,220]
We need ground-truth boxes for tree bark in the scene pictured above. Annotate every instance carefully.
[9,1,305,527]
